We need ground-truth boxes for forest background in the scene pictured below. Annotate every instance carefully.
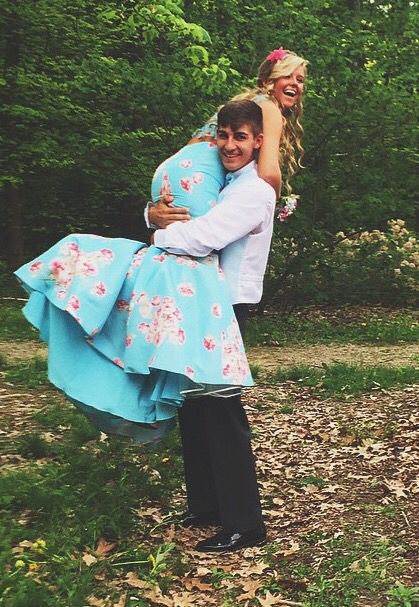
[1,0,418,308]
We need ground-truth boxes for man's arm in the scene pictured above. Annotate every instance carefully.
[153,181,275,257]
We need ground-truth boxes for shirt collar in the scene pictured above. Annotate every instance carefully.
[225,160,257,185]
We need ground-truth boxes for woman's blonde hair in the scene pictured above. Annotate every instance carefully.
[231,50,308,194]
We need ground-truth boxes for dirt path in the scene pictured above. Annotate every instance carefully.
[2,340,418,369]
[248,343,419,369]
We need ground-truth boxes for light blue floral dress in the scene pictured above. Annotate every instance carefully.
[15,142,253,443]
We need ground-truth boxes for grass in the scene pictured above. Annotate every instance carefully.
[0,356,48,388]
[0,303,37,341]
[262,534,415,607]
[268,363,419,398]
[0,400,184,607]
[245,311,419,346]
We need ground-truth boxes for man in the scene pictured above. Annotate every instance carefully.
[149,100,276,552]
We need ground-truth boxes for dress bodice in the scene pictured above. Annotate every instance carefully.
[151,141,225,219]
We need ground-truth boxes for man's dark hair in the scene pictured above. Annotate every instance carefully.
[217,100,263,136]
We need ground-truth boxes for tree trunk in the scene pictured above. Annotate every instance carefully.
[3,2,24,267]
[4,184,24,268]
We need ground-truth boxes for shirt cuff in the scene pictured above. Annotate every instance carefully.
[144,201,157,230]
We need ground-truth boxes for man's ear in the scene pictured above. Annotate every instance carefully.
[254,133,264,150]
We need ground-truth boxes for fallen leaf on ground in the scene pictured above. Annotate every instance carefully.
[87,597,107,607]
[82,553,98,567]
[95,538,117,556]
[181,577,213,591]
[125,572,151,589]
[113,594,126,607]
[172,591,196,606]
[257,591,284,606]
[236,578,264,601]
[280,540,300,556]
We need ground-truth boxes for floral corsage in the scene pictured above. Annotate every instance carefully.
[276,195,300,222]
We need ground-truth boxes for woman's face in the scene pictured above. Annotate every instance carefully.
[270,65,305,110]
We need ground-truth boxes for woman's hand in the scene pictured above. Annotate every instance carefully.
[149,195,191,229]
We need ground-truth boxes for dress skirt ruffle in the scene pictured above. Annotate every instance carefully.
[15,234,253,443]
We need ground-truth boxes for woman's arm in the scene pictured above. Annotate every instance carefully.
[258,101,284,196]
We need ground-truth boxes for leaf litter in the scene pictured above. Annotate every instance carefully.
[1,365,418,606]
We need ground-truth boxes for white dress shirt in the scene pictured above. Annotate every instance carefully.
[153,161,276,304]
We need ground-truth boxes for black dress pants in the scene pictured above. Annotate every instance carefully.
[178,304,264,532]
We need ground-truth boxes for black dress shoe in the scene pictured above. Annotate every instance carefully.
[180,511,221,528]
[195,526,267,552]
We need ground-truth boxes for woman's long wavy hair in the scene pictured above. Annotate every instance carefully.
[231,50,308,194]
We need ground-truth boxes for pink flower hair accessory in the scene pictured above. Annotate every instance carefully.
[266,47,288,62]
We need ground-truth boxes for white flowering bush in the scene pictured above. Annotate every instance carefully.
[332,220,418,304]
[264,220,418,306]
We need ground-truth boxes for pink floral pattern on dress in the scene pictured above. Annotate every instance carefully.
[100,248,114,260]
[203,336,216,351]
[47,242,115,301]
[221,319,250,384]
[133,248,148,266]
[177,283,195,297]
[126,247,148,277]
[152,254,166,263]
[116,299,130,311]
[185,366,195,378]
[176,256,198,269]
[56,289,67,300]
[93,281,107,297]
[180,178,192,192]
[211,303,222,317]
[136,293,186,347]
[180,159,192,168]
[67,295,80,311]
[66,295,81,322]
[125,334,134,347]
[29,261,44,273]
[192,172,204,184]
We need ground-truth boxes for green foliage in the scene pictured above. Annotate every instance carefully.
[0,0,417,302]
[387,583,419,607]
[16,433,50,459]
[246,308,419,346]
[270,363,419,398]
[263,220,419,307]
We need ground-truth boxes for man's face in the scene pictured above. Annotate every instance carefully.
[216,123,263,172]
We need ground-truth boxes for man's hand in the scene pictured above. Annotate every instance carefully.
[149,195,191,229]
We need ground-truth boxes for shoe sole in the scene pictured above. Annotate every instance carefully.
[196,536,267,553]
[180,518,221,529]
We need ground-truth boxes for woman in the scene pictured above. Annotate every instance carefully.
[15,48,307,442]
